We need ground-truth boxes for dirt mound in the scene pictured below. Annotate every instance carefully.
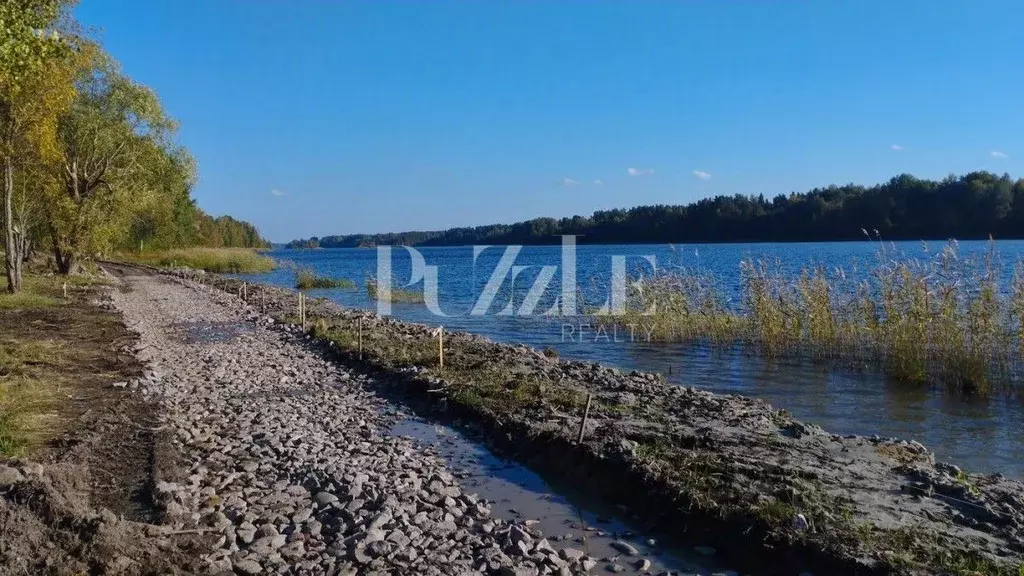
[0,461,201,575]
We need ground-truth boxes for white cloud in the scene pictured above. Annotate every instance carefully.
[558,177,579,187]
[692,170,712,180]
[627,167,654,177]
[593,179,604,185]
[270,189,286,196]
[991,150,1008,158]
[891,144,903,151]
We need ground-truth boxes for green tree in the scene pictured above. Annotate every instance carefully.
[48,47,177,273]
[0,0,74,291]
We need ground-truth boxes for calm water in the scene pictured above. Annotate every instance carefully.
[238,241,1024,479]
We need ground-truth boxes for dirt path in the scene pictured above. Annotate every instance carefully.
[0,273,201,575]
[102,266,602,574]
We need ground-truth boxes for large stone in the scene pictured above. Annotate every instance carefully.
[232,558,263,575]
[610,540,639,556]
[0,465,24,486]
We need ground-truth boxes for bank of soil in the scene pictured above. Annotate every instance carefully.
[180,269,1024,576]
[0,274,202,574]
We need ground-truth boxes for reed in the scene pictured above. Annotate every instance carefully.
[365,279,425,303]
[119,247,276,274]
[603,239,1024,394]
[295,268,355,290]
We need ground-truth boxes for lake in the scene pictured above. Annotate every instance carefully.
[236,240,1024,479]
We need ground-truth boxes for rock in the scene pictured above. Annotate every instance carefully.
[0,465,25,486]
[609,540,639,556]
[559,548,585,562]
[232,558,263,574]
[792,513,809,532]
[249,534,286,556]
[236,522,257,544]
[509,525,533,545]
[313,491,338,506]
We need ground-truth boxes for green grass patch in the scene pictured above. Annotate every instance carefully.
[0,291,60,310]
[0,273,91,309]
[366,280,425,303]
[307,316,584,417]
[295,268,355,290]
[118,247,276,274]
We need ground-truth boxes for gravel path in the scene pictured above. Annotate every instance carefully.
[110,270,608,576]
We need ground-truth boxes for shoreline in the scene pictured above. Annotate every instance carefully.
[163,265,1024,575]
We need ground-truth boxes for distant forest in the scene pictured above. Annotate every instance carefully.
[288,172,1024,248]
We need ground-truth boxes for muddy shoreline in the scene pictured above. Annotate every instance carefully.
[159,267,1024,575]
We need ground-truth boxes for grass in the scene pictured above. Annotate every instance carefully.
[117,247,276,274]
[0,272,90,309]
[0,291,60,310]
[0,339,61,457]
[295,268,355,290]
[602,238,1024,395]
[307,316,585,417]
[0,276,70,456]
[365,279,425,303]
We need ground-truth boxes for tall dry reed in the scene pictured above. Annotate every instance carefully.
[604,239,1024,395]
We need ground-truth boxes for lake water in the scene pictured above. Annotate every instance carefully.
[237,240,1024,479]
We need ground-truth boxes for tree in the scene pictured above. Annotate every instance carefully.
[0,0,75,291]
[290,171,1024,248]
[48,48,177,273]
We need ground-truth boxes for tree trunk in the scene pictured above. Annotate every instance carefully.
[57,251,74,275]
[49,225,74,275]
[3,155,20,293]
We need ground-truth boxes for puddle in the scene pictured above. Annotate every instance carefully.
[390,418,738,576]
[177,321,253,344]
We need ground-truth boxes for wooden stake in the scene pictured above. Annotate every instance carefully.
[438,326,444,369]
[301,293,306,331]
[577,394,593,444]
[62,282,67,299]
[358,317,363,360]
[261,288,265,312]
[242,282,247,301]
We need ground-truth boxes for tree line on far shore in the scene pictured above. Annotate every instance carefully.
[288,171,1024,248]
[1,0,267,293]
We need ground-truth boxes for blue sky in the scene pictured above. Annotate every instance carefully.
[76,1,1022,242]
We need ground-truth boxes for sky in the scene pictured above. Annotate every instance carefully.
[75,0,1023,243]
